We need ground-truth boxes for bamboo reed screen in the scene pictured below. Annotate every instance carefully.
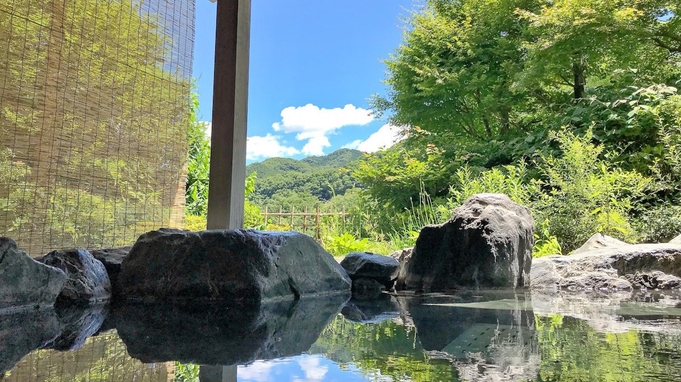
[0,0,195,256]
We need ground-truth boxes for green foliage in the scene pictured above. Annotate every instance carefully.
[323,233,369,257]
[535,129,651,252]
[174,363,200,382]
[535,314,680,381]
[353,143,454,210]
[249,150,363,208]
[311,315,457,381]
[183,215,207,231]
[374,0,532,142]
[449,163,539,207]
[185,93,211,217]
[634,204,681,243]
[533,219,563,257]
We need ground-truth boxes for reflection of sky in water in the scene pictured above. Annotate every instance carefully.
[238,354,377,382]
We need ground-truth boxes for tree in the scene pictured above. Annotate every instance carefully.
[375,0,537,145]
[517,0,679,99]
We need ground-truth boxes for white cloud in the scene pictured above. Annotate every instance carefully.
[344,124,405,153]
[301,136,331,156]
[238,360,276,382]
[247,134,300,160]
[272,104,374,156]
[297,356,328,382]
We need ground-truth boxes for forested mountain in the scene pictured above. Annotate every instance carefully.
[246,149,364,207]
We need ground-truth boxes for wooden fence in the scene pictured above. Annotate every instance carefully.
[261,206,349,239]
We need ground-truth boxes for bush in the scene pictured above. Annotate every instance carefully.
[535,129,650,252]
[634,205,681,243]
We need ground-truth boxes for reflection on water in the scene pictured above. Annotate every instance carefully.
[3,290,681,381]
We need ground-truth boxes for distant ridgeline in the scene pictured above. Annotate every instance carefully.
[246,149,364,208]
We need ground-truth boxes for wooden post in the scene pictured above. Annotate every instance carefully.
[206,0,251,230]
[263,205,268,227]
[201,0,250,380]
[290,206,294,229]
[278,206,282,226]
[315,205,321,240]
[303,206,308,234]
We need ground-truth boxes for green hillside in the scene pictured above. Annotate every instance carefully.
[246,149,363,207]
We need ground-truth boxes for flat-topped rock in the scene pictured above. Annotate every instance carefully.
[0,237,66,312]
[118,229,351,303]
[531,243,681,290]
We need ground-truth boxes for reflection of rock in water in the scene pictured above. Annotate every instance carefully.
[341,293,400,323]
[532,289,681,334]
[0,309,60,374]
[43,303,108,351]
[398,292,540,381]
[115,294,348,365]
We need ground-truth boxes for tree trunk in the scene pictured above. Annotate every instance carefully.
[499,107,510,135]
[572,56,586,100]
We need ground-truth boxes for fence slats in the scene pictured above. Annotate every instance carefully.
[261,206,349,240]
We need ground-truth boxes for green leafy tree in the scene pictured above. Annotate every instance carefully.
[375,0,535,145]
[517,0,680,99]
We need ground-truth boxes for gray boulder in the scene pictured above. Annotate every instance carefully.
[340,252,399,289]
[90,246,130,296]
[39,249,112,304]
[118,229,351,303]
[396,193,534,291]
[571,233,628,255]
[389,247,413,264]
[531,243,681,290]
[0,237,66,312]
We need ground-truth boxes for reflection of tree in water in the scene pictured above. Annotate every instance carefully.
[536,314,681,382]
[0,0,192,255]
[6,330,173,381]
[311,315,457,382]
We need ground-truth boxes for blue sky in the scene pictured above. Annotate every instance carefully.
[193,0,419,163]
[237,354,375,382]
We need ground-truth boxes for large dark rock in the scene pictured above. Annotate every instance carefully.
[90,247,130,296]
[0,237,67,312]
[118,229,351,303]
[530,243,681,290]
[39,249,112,304]
[396,193,534,291]
[0,309,61,374]
[43,303,108,351]
[341,252,399,289]
[115,295,347,365]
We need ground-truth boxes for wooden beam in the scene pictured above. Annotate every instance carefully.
[206,0,251,230]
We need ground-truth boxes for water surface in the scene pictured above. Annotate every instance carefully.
[3,290,681,381]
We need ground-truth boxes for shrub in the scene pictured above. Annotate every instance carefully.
[634,205,681,243]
